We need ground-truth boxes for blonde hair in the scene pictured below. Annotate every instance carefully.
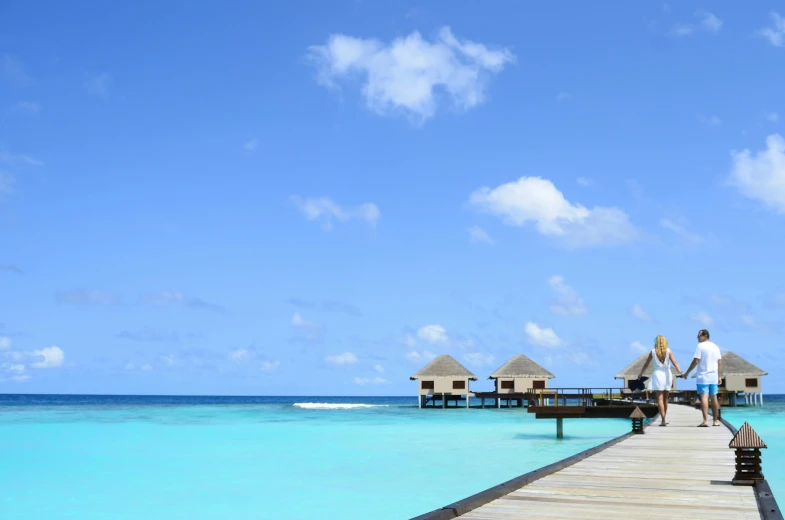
[654,335,668,362]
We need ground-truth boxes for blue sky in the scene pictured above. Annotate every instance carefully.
[2,1,785,395]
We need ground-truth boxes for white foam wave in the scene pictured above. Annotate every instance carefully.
[292,403,389,410]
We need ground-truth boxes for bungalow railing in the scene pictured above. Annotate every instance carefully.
[525,388,629,407]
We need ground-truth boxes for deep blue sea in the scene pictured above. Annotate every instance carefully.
[0,394,782,519]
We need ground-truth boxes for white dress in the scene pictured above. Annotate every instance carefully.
[648,348,673,391]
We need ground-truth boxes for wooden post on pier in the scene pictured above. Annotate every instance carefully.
[556,417,563,439]
[730,422,767,485]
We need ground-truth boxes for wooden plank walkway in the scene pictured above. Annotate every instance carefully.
[458,405,762,519]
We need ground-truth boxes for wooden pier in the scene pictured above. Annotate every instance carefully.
[411,404,782,520]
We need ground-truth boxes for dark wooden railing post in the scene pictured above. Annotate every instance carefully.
[729,422,767,485]
[630,406,645,434]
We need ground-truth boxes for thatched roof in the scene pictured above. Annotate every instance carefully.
[489,354,555,379]
[615,352,682,379]
[410,354,477,380]
[689,351,767,378]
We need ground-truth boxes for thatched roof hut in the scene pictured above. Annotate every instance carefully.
[615,352,682,381]
[410,354,477,380]
[489,354,555,380]
[717,351,767,377]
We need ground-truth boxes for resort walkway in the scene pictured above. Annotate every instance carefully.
[458,405,762,519]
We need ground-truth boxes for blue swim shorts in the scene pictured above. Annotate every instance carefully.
[697,383,718,396]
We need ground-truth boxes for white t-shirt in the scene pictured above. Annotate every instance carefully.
[694,341,722,385]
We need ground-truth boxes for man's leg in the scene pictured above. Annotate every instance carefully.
[698,384,709,426]
[711,386,720,425]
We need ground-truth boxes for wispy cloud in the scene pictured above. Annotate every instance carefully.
[291,196,380,230]
[406,350,436,362]
[1,54,36,87]
[116,329,180,342]
[243,138,258,152]
[670,10,723,37]
[56,290,119,306]
[261,360,280,372]
[759,12,785,47]
[691,311,714,328]
[660,217,704,246]
[30,346,65,368]
[556,91,570,102]
[697,114,722,127]
[0,150,44,167]
[325,352,358,365]
[142,291,227,313]
[353,376,387,385]
[765,112,779,123]
[467,225,494,244]
[548,275,587,317]
[630,341,649,354]
[12,101,40,116]
[0,264,22,275]
[322,299,363,317]
[307,27,514,123]
[576,177,591,187]
[0,171,14,194]
[629,304,652,322]
[84,72,113,97]
[464,352,495,367]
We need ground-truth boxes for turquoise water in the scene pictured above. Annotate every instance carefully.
[0,395,630,520]
[722,395,785,501]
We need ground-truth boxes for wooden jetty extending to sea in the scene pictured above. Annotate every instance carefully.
[411,404,782,520]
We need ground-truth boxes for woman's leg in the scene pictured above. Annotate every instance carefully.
[663,391,670,423]
[656,391,667,424]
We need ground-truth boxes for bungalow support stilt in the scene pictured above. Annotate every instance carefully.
[556,418,563,439]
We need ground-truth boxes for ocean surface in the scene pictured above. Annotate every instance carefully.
[0,394,782,519]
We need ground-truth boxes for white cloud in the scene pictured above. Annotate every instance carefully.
[325,352,359,365]
[765,112,779,123]
[84,72,112,97]
[576,177,591,187]
[525,322,562,347]
[548,275,587,317]
[12,101,40,116]
[729,134,785,213]
[0,150,44,167]
[292,312,318,329]
[660,217,703,246]
[160,355,176,366]
[30,346,64,368]
[0,337,10,350]
[0,360,30,382]
[697,114,722,127]
[261,360,280,372]
[56,290,118,306]
[467,225,493,244]
[291,196,380,230]
[406,350,436,362]
[417,324,449,345]
[1,54,36,87]
[229,349,251,363]
[402,334,417,348]
[629,304,652,322]
[374,364,384,373]
[697,10,723,33]
[464,352,495,367]
[741,315,757,328]
[142,291,225,313]
[759,12,785,47]
[243,138,258,152]
[692,312,714,327]
[125,363,134,370]
[141,364,153,371]
[670,10,722,37]
[468,176,638,248]
[354,376,387,385]
[630,341,649,354]
[307,27,514,123]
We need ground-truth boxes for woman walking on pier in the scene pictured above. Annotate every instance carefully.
[638,335,683,426]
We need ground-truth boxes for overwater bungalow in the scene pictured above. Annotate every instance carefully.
[615,352,682,392]
[489,354,555,393]
[410,354,476,408]
[699,351,767,406]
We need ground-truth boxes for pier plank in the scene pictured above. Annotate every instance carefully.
[457,405,762,519]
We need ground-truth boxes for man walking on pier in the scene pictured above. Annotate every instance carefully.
[681,329,722,427]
